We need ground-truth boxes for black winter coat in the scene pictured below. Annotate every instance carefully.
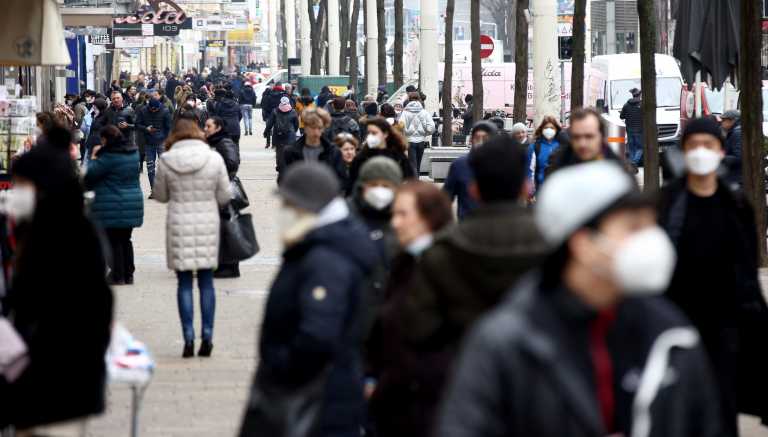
[438,276,726,437]
[283,136,347,189]
[347,147,415,195]
[264,108,299,146]
[135,106,172,145]
[208,130,240,178]
[104,105,136,145]
[85,113,109,149]
[253,217,379,436]
[240,86,257,106]
[620,97,643,133]
[209,97,242,138]
[724,122,743,186]
[659,178,768,425]
[323,112,360,144]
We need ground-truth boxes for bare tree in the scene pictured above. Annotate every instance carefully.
[442,0,456,147]
[308,0,328,74]
[570,0,586,110]
[638,0,659,190]
[340,0,350,74]
[280,0,288,66]
[393,0,404,89]
[349,0,361,91]
[471,0,484,122]
[377,0,387,91]
[740,0,768,265]
[513,0,528,123]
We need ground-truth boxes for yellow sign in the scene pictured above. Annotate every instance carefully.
[328,85,349,95]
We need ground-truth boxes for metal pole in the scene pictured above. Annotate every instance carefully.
[286,0,297,58]
[366,0,378,96]
[328,0,341,75]
[419,0,439,114]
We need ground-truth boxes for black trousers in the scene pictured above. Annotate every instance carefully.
[105,228,135,282]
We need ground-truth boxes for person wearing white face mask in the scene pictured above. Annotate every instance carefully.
[659,116,768,434]
[526,116,562,193]
[366,181,453,437]
[347,117,415,196]
[241,162,379,437]
[438,160,726,437]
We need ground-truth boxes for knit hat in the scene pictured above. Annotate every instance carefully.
[277,162,340,213]
[278,97,291,112]
[359,156,403,185]
[680,117,724,147]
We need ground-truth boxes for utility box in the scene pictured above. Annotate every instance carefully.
[297,76,351,97]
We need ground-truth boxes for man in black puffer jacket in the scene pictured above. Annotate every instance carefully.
[208,89,243,145]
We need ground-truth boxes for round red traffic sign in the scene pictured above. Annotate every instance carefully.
[479,35,494,59]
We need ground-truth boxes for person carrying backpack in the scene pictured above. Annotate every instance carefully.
[264,97,299,177]
[323,96,360,144]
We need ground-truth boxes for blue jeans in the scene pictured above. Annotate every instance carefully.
[146,143,164,188]
[176,269,215,343]
[241,104,253,133]
[627,133,643,165]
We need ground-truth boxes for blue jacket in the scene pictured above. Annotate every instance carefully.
[257,217,379,436]
[443,154,478,221]
[527,138,560,187]
[84,146,144,229]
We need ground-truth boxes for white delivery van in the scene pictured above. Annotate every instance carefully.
[254,69,288,107]
[588,54,684,146]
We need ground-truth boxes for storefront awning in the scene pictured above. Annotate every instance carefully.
[0,0,71,66]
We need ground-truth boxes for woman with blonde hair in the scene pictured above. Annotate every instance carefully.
[154,118,231,358]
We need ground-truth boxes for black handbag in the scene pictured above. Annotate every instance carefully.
[231,176,250,211]
[219,206,259,264]
[239,368,330,437]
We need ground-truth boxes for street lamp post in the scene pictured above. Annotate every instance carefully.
[366,0,378,96]
[420,0,438,114]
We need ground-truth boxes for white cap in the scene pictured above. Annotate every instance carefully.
[534,161,634,246]
[511,122,527,133]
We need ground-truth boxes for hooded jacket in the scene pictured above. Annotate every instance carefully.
[401,101,436,143]
[265,107,299,146]
[438,275,726,437]
[153,139,231,271]
[254,216,379,436]
[324,111,361,144]
[84,138,144,229]
[210,97,242,138]
[240,85,257,106]
[208,129,240,178]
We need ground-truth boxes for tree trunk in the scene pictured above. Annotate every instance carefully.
[362,0,367,95]
[442,0,456,147]
[513,0,528,123]
[280,0,288,66]
[394,0,404,90]
[471,0,483,122]
[309,0,328,74]
[570,0,586,111]
[340,0,350,74]
[740,0,768,265]
[377,0,387,91]
[638,0,659,190]
[349,0,361,91]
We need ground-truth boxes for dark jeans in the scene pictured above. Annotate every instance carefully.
[275,143,288,181]
[105,228,134,282]
[408,141,427,175]
[146,143,164,188]
[232,134,241,146]
[176,269,215,343]
[627,133,643,166]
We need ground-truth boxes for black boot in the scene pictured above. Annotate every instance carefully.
[182,341,194,358]
[198,340,213,357]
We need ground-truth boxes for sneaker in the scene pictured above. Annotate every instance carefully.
[198,340,213,357]
[182,341,194,358]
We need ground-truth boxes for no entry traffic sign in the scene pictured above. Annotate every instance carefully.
[480,35,494,59]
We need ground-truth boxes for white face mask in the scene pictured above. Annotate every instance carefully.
[685,147,723,176]
[6,185,36,222]
[603,226,677,295]
[366,134,384,149]
[542,127,556,140]
[363,186,394,210]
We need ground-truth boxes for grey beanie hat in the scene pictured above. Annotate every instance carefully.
[359,156,403,185]
[721,110,740,121]
[277,162,340,212]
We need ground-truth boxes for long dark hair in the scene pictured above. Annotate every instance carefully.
[363,116,407,153]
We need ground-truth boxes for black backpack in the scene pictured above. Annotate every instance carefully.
[274,112,292,136]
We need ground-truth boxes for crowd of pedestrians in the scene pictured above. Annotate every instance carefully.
[1,70,767,437]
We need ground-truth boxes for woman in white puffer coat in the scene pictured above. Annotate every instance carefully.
[154,118,231,358]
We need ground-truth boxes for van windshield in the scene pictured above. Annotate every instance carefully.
[611,77,682,109]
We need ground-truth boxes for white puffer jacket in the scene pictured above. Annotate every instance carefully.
[401,101,436,143]
[154,139,231,271]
